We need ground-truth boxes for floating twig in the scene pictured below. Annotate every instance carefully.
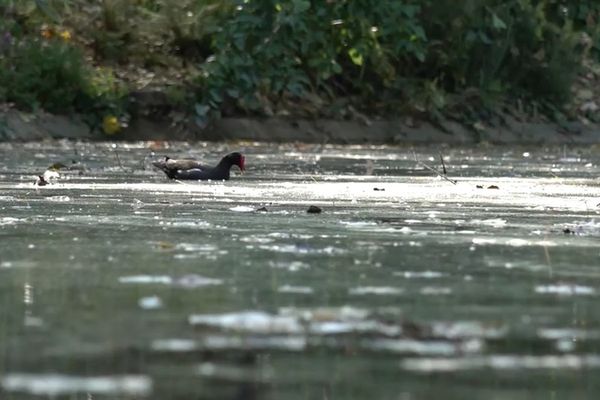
[113,145,125,171]
[174,179,195,186]
[413,151,457,185]
[439,152,447,175]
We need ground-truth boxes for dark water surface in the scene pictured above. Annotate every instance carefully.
[1,141,600,399]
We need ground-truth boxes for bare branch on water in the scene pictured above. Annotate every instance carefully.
[439,152,447,175]
[413,151,457,185]
[113,146,125,171]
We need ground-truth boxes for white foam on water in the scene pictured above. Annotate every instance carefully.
[535,284,595,296]
[349,286,404,296]
[229,205,255,212]
[188,311,303,334]
[1,374,152,396]
[402,354,600,372]
[277,285,314,294]
[138,296,163,309]
[118,275,173,285]
[396,271,444,279]
[151,339,198,352]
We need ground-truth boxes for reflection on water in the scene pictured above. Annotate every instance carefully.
[1,374,152,397]
[1,141,600,399]
[402,354,600,372]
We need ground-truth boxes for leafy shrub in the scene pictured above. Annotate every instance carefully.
[0,0,593,126]
[421,0,582,110]
[196,0,584,121]
[549,1,600,59]
[197,0,427,120]
[80,66,129,127]
[0,38,89,112]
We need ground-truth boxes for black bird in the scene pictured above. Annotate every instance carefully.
[153,152,245,181]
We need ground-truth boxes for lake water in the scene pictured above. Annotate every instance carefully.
[1,141,599,399]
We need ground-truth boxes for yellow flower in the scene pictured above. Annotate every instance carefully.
[102,115,120,135]
[60,30,72,41]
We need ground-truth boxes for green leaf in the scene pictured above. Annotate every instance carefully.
[478,32,492,45]
[292,0,310,13]
[415,25,427,41]
[348,48,364,66]
[209,89,223,102]
[195,103,210,116]
[35,0,62,22]
[466,30,478,43]
[286,82,304,96]
[226,89,240,99]
[331,60,342,74]
[491,13,507,30]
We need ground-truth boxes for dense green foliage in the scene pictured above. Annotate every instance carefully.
[418,0,583,115]
[1,0,599,128]
[198,0,589,121]
[0,39,87,112]
[200,1,427,117]
[556,1,600,56]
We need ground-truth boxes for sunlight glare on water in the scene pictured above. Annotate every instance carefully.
[0,141,600,399]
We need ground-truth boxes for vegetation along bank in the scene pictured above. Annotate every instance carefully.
[2,1,600,143]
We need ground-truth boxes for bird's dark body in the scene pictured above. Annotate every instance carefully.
[153,152,245,181]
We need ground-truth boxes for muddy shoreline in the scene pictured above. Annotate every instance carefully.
[1,109,600,144]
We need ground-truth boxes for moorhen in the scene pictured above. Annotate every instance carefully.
[153,152,245,181]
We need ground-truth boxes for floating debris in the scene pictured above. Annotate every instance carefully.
[132,199,145,209]
[35,175,49,186]
[476,184,500,189]
[560,220,600,236]
[155,241,176,251]
[413,151,457,184]
[307,205,322,214]
[35,170,60,186]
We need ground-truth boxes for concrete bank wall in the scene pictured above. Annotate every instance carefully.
[2,109,600,144]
